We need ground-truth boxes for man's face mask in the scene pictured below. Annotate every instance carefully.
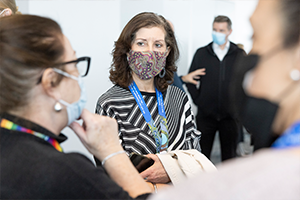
[212,31,227,46]
[127,50,167,80]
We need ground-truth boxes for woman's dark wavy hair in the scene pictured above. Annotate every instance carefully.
[109,12,179,92]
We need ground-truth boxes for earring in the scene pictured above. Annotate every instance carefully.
[290,69,300,81]
[54,102,62,112]
[159,68,166,78]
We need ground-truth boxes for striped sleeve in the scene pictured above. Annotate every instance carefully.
[95,89,116,118]
[183,99,201,151]
[165,86,201,152]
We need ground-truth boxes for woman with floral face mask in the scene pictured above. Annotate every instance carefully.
[0,15,152,199]
[95,12,207,187]
[150,0,300,199]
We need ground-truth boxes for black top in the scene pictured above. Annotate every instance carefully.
[186,42,245,120]
[0,113,150,199]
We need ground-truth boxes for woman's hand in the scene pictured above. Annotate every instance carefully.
[69,109,122,160]
[70,109,152,197]
[140,154,171,184]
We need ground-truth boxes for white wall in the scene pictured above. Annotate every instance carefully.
[15,0,257,162]
[233,0,258,53]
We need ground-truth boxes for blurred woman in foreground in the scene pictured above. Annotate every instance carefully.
[150,0,300,199]
[0,15,151,199]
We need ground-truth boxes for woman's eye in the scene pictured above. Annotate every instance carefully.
[155,43,162,48]
[137,42,144,46]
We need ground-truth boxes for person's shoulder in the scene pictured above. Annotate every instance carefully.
[167,85,188,101]
[97,85,130,105]
[216,148,300,178]
[229,42,245,54]
[168,85,185,94]
[192,43,214,58]
[196,42,213,52]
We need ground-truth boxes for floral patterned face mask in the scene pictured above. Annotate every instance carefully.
[127,50,167,80]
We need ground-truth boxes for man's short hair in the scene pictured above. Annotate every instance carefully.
[213,15,232,30]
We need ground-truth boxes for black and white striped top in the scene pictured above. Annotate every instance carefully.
[95,85,201,155]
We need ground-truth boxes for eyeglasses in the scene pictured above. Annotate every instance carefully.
[57,56,91,77]
[36,57,91,84]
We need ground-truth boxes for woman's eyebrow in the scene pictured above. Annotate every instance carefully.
[135,38,147,41]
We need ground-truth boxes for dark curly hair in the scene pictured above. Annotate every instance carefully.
[109,12,179,92]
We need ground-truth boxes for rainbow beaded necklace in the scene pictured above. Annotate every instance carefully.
[0,118,63,152]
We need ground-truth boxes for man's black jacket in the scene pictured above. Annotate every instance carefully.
[187,42,245,120]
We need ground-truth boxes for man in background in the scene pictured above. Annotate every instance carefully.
[187,15,245,161]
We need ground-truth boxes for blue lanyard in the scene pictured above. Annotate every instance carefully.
[129,81,169,153]
[272,121,300,149]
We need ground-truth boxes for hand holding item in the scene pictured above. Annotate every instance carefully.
[69,109,123,160]
[130,152,155,173]
[181,68,206,85]
[70,108,152,197]
[140,154,171,183]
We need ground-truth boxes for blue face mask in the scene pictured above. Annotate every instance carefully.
[212,31,227,45]
[53,68,87,125]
